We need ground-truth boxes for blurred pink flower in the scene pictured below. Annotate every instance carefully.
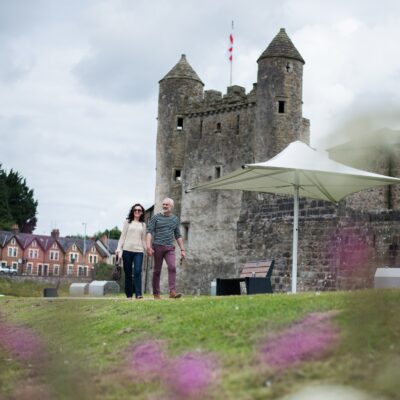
[166,352,218,398]
[0,321,44,362]
[127,340,167,377]
[261,312,339,369]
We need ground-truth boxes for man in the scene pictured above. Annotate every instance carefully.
[146,198,186,299]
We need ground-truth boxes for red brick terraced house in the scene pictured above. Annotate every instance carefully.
[0,229,112,278]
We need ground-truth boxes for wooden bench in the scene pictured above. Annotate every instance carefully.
[216,259,275,296]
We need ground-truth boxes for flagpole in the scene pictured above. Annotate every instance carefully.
[230,56,232,86]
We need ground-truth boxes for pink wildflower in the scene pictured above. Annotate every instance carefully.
[261,312,339,370]
[0,322,44,362]
[165,352,218,399]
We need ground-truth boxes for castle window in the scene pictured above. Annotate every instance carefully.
[173,169,182,182]
[181,222,190,241]
[199,119,203,138]
[236,115,240,135]
[177,117,184,130]
[278,101,285,114]
[286,62,293,73]
[214,166,222,179]
[216,122,221,132]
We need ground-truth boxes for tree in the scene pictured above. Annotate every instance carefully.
[0,172,13,230]
[0,164,38,233]
[94,226,121,240]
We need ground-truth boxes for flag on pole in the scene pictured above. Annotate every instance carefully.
[228,21,234,86]
[228,23,234,62]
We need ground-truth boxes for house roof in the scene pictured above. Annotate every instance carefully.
[0,229,116,256]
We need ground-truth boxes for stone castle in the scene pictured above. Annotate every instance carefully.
[153,28,400,294]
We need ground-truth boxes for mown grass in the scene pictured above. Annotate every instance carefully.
[0,286,399,399]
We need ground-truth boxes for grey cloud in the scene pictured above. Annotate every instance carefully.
[74,48,159,102]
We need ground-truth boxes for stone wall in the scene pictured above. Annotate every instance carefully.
[237,194,400,293]
[178,90,256,294]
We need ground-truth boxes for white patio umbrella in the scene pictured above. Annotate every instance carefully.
[187,141,400,293]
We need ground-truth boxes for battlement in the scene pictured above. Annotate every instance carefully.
[184,84,256,117]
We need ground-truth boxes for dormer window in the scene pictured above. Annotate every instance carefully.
[32,241,37,247]
[72,244,77,251]
[11,238,16,245]
[177,117,184,130]
[91,246,96,253]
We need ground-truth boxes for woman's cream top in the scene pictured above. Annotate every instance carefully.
[117,220,147,253]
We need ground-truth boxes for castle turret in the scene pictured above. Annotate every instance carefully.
[255,28,309,161]
[155,54,204,215]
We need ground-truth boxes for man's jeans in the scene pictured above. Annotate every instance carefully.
[122,250,143,298]
[152,245,176,295]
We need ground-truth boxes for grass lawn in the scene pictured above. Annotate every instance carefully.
[0,280,399,399]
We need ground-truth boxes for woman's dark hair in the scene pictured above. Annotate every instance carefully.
[127,203,145,223]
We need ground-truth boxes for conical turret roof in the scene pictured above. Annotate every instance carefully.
[160,54,204,85]
[258,28,305,64]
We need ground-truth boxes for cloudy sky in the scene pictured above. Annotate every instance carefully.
[1,0,400,236]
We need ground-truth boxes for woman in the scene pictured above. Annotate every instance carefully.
[116,203,146,299]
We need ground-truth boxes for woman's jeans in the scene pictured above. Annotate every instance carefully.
[122,250,143,298]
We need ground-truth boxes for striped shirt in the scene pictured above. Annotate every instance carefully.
[147,213,181,246]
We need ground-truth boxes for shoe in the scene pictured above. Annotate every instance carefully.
[153,294,161,300]
[136,296,143,300]
[169,291,182,299]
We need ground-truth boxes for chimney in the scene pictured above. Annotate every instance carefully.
[51,229,60,240]
[100,234,109,247]
[11,224,19,235]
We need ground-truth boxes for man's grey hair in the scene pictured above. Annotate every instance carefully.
[163,197,174,208]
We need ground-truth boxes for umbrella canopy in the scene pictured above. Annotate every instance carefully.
[187,141,400,293]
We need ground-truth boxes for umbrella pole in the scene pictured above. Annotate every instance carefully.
[292,181,299,294]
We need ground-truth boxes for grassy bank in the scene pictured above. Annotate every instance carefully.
[0,276,71,297]
[0,289,399,399]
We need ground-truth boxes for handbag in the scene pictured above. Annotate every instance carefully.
[112,255,122,281]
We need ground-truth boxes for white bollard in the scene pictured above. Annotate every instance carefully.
[210,279,216,296]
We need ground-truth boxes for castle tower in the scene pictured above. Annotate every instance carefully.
[155,54,204,215]
[255,28,309,161]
